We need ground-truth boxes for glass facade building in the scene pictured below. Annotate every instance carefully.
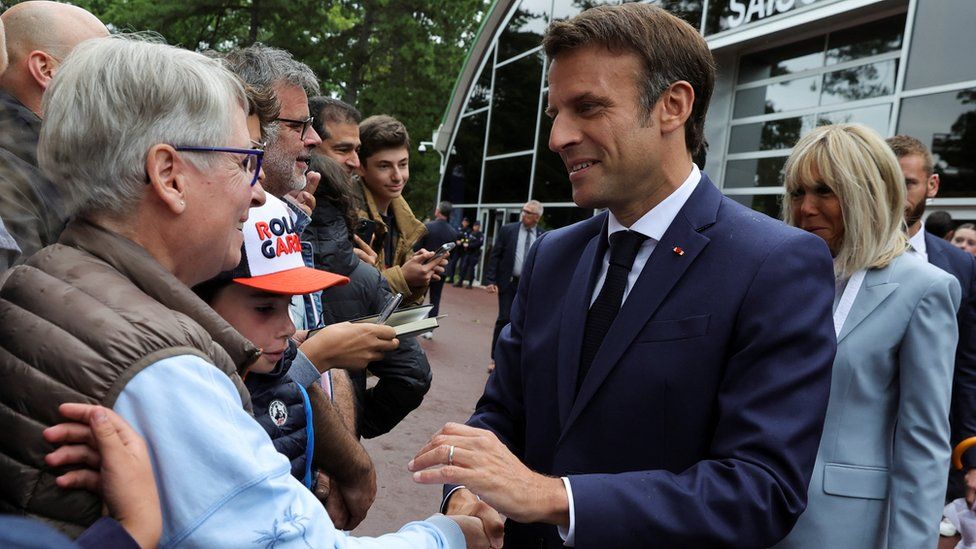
[430,0,976,278]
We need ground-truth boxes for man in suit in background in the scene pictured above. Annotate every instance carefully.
[416,201,459,329]
[410,4,837,547]
[483,200,544,373]
[888,135,976,506]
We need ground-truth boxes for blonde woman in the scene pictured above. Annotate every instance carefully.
[774,124,961,548]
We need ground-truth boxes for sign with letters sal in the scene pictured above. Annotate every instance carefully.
[708,0,827,34]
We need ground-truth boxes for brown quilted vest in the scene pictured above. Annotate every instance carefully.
[0,218,260,536]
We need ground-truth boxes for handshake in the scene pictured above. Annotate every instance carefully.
[411,422,572,549]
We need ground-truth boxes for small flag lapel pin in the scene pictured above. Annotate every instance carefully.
[672,246,685,256]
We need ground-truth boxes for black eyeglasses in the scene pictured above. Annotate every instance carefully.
[275,116,314,140]
[174,145,264,187]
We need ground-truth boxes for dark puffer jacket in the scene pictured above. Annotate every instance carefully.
[304,201,432,438]
[244,341,313,487]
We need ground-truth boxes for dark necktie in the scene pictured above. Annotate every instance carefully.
[577,230,648,394]
[516,227,532,276]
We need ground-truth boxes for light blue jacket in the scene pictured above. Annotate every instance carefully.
[115,354,464,548]
[774,253,961,548]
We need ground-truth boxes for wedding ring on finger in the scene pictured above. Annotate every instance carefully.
[448,445,456,466]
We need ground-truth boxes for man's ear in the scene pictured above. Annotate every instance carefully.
[26,50,59,90]
[146,144,187,214]
[927,173,940,199]
[658,81,695,136]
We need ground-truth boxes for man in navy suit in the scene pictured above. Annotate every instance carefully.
[410,5,836,547]
[483,200,544,371]
[888,135,976,504]
[416,201,459,321]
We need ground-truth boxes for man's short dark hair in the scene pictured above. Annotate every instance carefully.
[542,3,715,156]
[358,115,410,164]
[437,201,453,217]
[925,210,954,239]
[886,134,934,176]
[309,96,362,140]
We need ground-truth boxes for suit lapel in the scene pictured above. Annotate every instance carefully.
[559,177,721,441]
[836,266,898,344]
[925,232,950,272]
[556,217,608,427]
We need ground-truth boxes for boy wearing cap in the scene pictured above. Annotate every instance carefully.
[194,193,350,487]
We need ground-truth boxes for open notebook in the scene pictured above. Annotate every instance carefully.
[351,304,443,338]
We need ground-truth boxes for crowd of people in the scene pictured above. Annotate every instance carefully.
[1,1,975,548]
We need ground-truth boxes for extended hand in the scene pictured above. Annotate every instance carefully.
[43,403,162,549]
[409,423,568,526]
[448,515,493,549]
[965,469,976,507]
[402,250,446,287]
[352,235,377,267]
[445,488,504,548]
[300,322,399,371]
[330,463,377,529]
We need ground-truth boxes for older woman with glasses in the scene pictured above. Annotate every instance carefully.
[0,36,482,548]
[773,124,961,548]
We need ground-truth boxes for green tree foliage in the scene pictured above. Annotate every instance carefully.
[57,0,493,215]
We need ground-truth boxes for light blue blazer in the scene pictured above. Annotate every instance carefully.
[774,253,961,548]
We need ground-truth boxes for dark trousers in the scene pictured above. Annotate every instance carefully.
[428,279,445,318]
[457,254,480,287]
[490,279,517,359]
[444,253,462,282]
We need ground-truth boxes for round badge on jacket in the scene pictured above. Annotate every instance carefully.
[268,400,288,427]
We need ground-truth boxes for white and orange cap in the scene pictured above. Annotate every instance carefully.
[231,194,348,295]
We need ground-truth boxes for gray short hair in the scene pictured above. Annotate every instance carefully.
[525,200,544,214]
[222,43,320,98]
[38,35,247,218]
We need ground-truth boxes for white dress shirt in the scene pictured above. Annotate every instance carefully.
[907,228,928,262]
[561,163,701,546]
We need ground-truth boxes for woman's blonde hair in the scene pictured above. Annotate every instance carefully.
[782,123,907,278]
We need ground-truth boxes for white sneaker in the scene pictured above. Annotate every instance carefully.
[420,331,433,340]
[940,516,958,537]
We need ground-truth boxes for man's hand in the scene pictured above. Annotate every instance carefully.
[43,403,162,549]
[300,322,399,372]
[484,284,498,294]
[285,171,319,215]
[352,234,378,266]
[329,475,376,530]
[307,384,377,528]
[402,249,447,287]
[448,515,492,549]
[965,468,976,507]
[409,423,568,526]
[445,488,505,548]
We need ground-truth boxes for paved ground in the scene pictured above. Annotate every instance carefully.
[350,283,959,547]
[353,282,497,536]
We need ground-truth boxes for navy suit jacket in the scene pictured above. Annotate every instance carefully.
[484,221,543,292]
[416,218,458,253]
[926,231,976,468]
[466,176,837,547]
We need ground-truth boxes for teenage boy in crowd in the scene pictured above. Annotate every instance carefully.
[356,115,446,305]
